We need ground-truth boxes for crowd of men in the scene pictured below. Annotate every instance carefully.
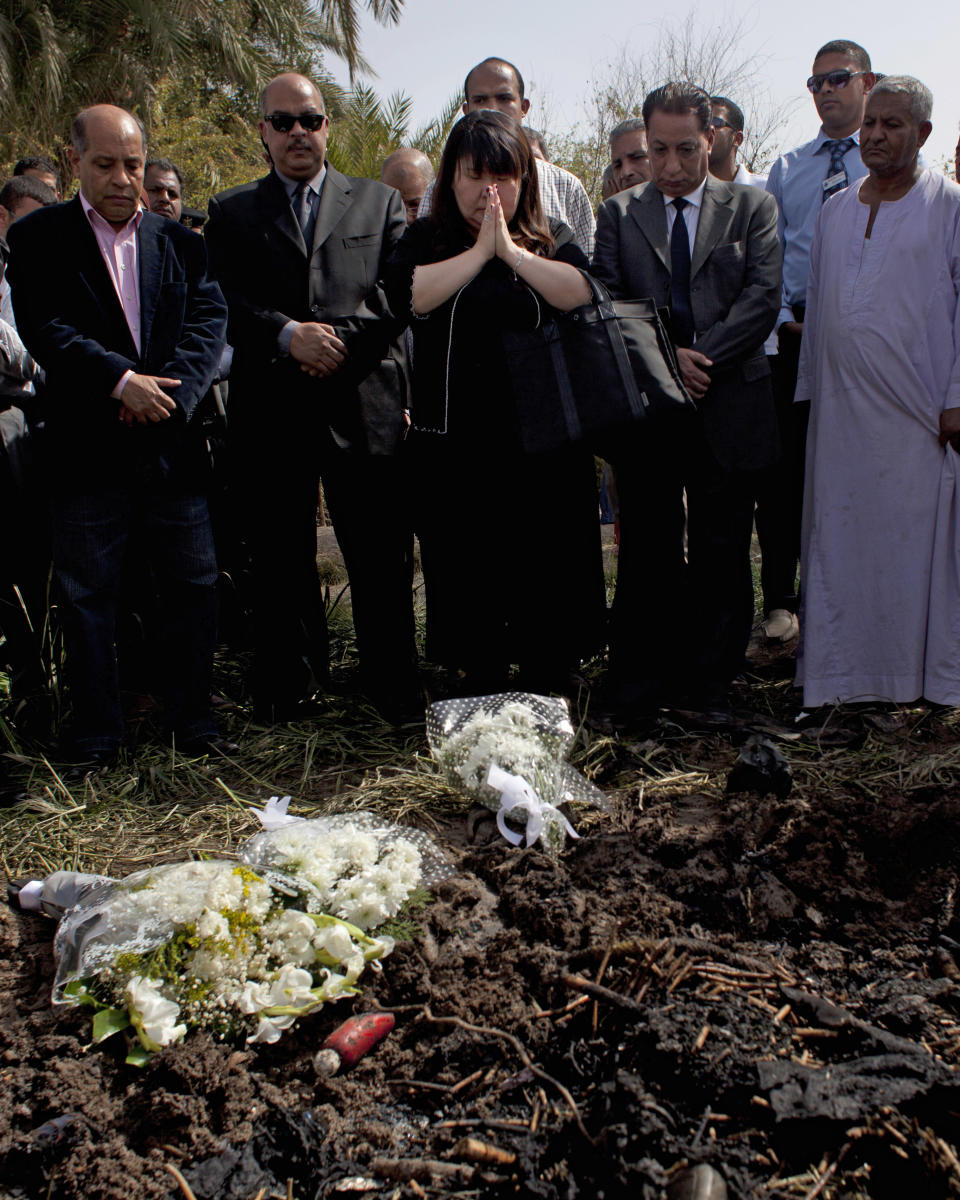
[0,37,958,771]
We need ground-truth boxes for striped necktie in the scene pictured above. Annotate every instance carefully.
[293,181,316,246]
[822,137,855,203]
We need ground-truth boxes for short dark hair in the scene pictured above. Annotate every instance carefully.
[13,155,59,187]
[145,157,183,188]
[72,107,146,155]
[463,57,525,102]
[642,82,712,132]
[522,126,549,159]
[0,175,57,212]
[710,96,744,132]
[432,109,551,257]
[813,40,871,72]
[609,117,646,145]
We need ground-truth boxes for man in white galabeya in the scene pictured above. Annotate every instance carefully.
[797,75,960,707]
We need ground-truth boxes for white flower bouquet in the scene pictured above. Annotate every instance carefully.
[49,815,453,1062]
[239,807,454,932]
[426,692,607,854]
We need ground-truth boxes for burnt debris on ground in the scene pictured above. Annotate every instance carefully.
[1,643,959,1198]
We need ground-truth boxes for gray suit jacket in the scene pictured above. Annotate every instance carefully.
[592,175,781,470]
[205,164,407,453]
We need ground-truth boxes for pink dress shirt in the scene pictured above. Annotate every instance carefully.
[80,193,143,397]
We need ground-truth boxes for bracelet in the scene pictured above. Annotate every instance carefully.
[512,248,525,276]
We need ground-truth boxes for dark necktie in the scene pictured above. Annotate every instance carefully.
[670,196,695,348]
[293,181,316,246]
[822,137,855,203]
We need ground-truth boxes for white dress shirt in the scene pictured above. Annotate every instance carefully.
[662,177,707,257]
[733,162,769,189]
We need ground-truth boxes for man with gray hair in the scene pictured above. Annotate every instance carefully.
[380,147,434,225]
[608,117,651,192]
[797,76,960,708]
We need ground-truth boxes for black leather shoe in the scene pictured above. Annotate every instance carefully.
[178,734,241,758]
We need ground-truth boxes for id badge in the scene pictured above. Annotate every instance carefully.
[823,170,848,198]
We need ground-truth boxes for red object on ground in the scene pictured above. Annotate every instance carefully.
[313,1012,396,1077]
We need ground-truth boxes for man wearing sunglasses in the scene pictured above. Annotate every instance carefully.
[205,72,417,724]
[759,40,875,648]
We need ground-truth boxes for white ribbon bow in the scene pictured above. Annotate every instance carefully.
[486,764,579,848]
[254,796,301,830]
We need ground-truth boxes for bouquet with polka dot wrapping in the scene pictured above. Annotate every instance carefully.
[426,692,607,854]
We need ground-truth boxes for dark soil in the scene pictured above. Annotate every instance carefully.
[1,648,960,1199]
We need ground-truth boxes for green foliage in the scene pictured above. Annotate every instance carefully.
[124,1043,152,1067]
[145,75,265,207]
[327,85,460,179]
[92,1006,130,1043]
[376,886,433,942]
[0,0,405,170]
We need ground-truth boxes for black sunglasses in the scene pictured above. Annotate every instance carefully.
[806,69,866,94]
[711,116,738,130]
[264,111,327,133]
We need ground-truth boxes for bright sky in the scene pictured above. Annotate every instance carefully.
[330,0,960,171]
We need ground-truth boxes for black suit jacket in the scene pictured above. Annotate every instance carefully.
[204,165,407,453]
[593,175,781,471]
[7,197,227,489]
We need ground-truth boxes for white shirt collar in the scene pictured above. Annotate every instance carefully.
[661,177,707,210]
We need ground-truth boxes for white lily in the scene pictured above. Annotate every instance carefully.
[126,976,186,1049]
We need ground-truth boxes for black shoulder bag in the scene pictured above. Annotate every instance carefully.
[503,272,694,455]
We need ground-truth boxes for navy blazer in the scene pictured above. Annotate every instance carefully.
[8,196,227,489]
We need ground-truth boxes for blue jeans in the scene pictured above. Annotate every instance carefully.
[51,491,218,753]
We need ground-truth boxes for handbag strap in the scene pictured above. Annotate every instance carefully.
[543,320,582,442]
[579,271,648,419]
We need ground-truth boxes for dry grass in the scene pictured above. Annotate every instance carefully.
[3,598,960,885]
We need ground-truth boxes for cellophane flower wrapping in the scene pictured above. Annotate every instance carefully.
[52,816,452,1055]
[239,811,454,932]
[426,692,607,854]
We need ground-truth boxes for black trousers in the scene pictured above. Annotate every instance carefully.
[235,421,417,713]
[50,490,218,753]
[609,410,756,708]
[753,326,810,615]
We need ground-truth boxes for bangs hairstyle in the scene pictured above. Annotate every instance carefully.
[430,110,553,257]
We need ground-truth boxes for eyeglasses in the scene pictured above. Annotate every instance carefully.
[264,111,327,133]
[711,116,738,130]
[806,69,866,94]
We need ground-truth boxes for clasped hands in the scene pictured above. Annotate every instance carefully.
[676,347,712,400]
[118,373,180,424]
[290,320,348,377]
[474,184,524,268]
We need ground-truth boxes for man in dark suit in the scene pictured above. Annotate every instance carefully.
[204,72,416,722]
[593,81,782,722]
[7,104,231,763]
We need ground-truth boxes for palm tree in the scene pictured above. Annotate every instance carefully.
[327,84,460,179]
[0,0,405,161]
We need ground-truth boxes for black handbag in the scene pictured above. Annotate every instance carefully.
[503,273,694,454]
